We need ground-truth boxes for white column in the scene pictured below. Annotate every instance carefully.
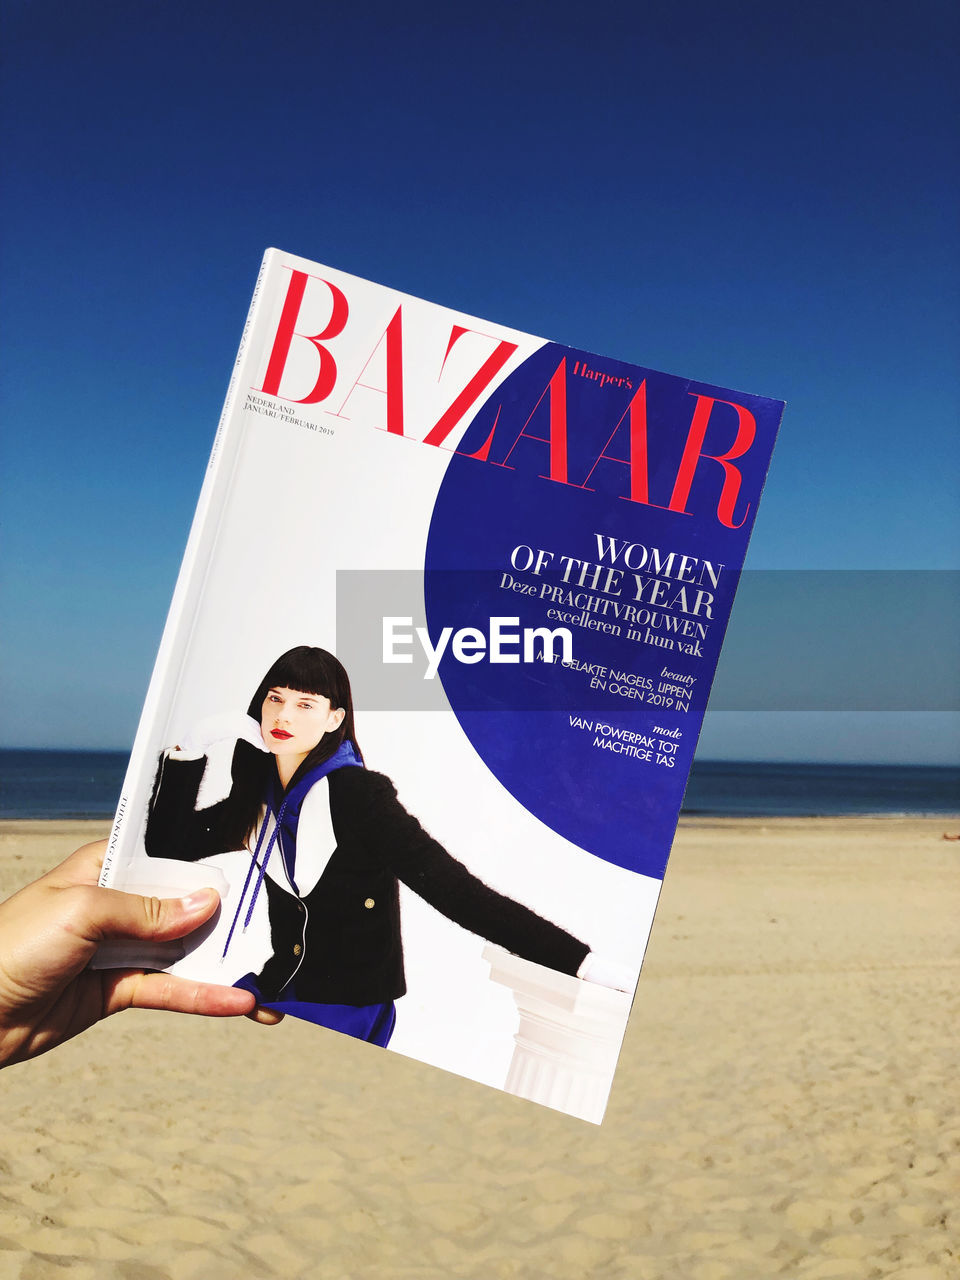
[484,944,633,1125]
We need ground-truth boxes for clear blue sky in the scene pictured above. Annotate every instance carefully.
[1,0,957,761]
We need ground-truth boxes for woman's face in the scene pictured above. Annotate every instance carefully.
[260,686,345,767]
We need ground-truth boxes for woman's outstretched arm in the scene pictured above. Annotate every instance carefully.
[338,770,591,977]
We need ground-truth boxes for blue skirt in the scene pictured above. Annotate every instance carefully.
[234,973,396,1047]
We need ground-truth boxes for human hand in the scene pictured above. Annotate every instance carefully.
[0,840,279,1068]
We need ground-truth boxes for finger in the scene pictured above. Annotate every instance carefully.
[64,885,222,946]
[245,1007,286,1025]
[105,970,258,1018]
[44,840,109,888]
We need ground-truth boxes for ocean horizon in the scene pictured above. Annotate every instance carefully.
[0,749,957,822]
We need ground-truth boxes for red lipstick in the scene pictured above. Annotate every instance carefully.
[270,729,293,740]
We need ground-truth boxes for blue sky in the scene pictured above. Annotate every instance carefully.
[1,0,957,761]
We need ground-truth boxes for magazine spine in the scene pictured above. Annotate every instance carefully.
[99,249,277,888]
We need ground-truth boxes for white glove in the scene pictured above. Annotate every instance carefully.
[176,713,266,756]
[576,953,636,993]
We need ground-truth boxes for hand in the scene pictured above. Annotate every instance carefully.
[0,840,280,1069]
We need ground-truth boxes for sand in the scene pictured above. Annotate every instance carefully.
[0,815,957,1279]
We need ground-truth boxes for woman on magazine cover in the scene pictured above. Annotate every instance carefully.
[145,646,622,1047]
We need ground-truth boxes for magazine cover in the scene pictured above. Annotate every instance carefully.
[98,248,784,1123]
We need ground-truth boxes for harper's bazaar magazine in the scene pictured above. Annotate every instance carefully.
[98,249,784,1123]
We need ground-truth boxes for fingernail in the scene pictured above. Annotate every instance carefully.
[181,888,218,911]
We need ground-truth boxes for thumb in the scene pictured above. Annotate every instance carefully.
[82,886,221,945]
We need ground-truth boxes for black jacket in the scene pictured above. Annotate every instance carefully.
[145,747,590,1004]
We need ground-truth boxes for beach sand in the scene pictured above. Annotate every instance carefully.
[0,816,956,1279]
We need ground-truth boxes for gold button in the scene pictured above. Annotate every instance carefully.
[292,943,302,956]
[364,898,375,909]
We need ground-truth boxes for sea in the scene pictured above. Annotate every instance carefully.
[0,749,957,821]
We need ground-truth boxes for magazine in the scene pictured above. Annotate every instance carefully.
[98,248,784,1123]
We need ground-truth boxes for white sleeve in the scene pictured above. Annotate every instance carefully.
[576,953,637,992]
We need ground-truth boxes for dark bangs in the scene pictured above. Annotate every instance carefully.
[247,646,348,718]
